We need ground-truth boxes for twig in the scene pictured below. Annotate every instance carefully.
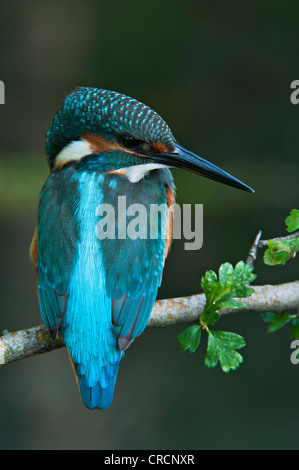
[258,230,299,247]
[246,230,262,266]
[246,230,299,266]
[1,281,299,367]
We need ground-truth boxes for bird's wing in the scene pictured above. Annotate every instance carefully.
[109,236,165,351]
[99,172,172,351]
[35,170,80,339]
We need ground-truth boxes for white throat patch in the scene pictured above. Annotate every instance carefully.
[122,164,168,183]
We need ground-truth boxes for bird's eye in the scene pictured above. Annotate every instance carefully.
[119,136,142,149]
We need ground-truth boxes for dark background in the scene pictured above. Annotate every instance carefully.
[0,0,298,450]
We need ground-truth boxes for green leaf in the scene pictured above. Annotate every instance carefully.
[263,238,299,266]
[264,209,299,266]
[200,261,256,326]
[261,311,296,333]
[202,262,255,302]
[201,311,220,326]
[205,331,246,373]
[290,319,299,340]
[216,299,248,310]
[176,325,201,353]
[177,261,256,369]
[286,209,299,233]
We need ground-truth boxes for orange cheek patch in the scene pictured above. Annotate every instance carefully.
[83,133,123,154]
[151,142,169,153]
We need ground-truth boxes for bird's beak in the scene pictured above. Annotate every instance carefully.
[148,143,254,193]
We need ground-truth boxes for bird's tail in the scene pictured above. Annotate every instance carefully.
[74,358,120,410]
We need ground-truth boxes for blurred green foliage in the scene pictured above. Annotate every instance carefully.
[0,155,47,216]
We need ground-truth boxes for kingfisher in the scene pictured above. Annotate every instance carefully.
[30,87,253,410]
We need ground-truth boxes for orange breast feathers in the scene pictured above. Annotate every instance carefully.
[164,184,175,262]
[30,228,38,290]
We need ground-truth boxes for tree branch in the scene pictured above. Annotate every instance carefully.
[246,230,299,266]
[1,281,299,367]
[258,230,299,247]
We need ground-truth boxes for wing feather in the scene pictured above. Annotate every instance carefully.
[35,168,79,338]
[101,170,175,350]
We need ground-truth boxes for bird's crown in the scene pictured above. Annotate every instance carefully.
[46,86,175,169]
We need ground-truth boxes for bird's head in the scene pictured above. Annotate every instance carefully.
[46,86,254,192]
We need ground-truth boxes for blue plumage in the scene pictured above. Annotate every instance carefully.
[60,171,120,409]
[37,151,174,409]
[33,86,252,410]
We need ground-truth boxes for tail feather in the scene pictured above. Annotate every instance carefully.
[75,361,120,410]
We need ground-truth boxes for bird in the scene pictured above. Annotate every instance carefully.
[30,86,253,410]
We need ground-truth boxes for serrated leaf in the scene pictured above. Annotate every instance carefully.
[176,325,201,353]
[177,260,255,370]
[261,311,296,333]
[200,269,222,305]
[286,209,299,233]
[200,261,256,326]
[204,331,246,373]
[264,238,299,266]
[218,261,256,298]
